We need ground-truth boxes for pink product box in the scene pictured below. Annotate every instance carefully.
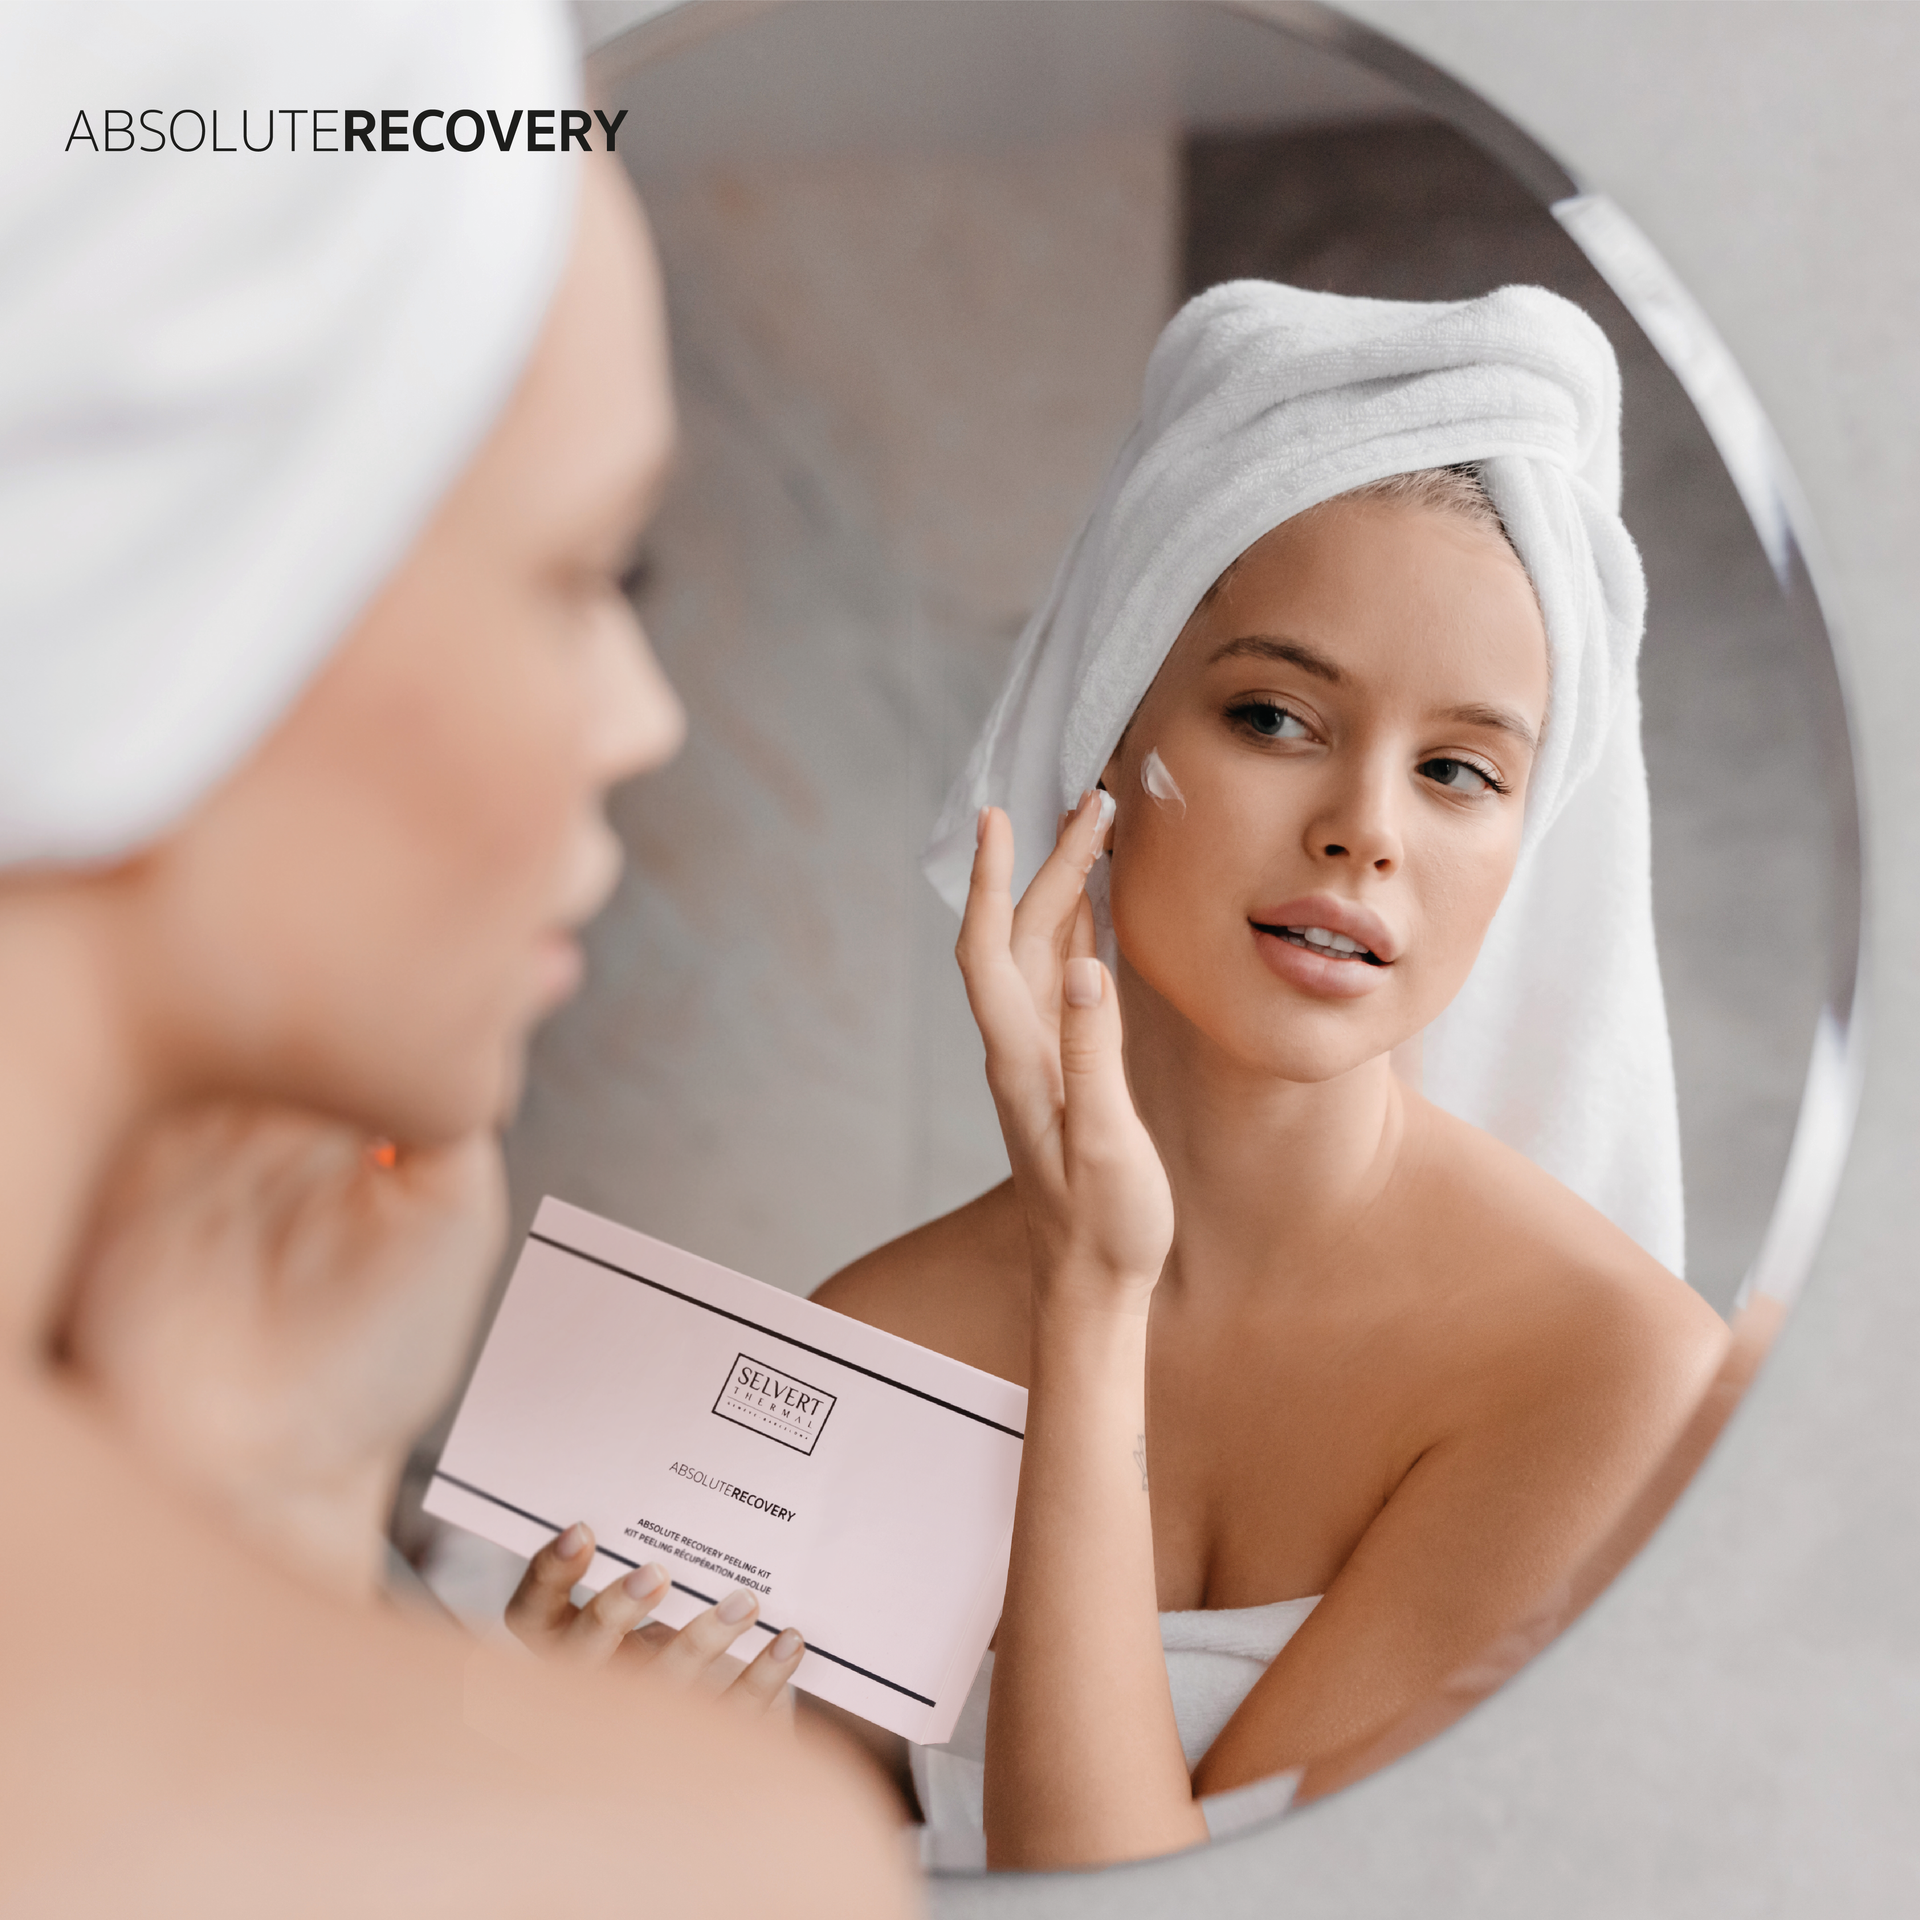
[426,1197,1027,1744]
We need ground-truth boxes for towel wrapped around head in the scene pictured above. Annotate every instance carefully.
[923,280,1683,1274]
[0,0,578,871]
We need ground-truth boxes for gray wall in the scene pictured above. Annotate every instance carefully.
[501,130,1176,1294]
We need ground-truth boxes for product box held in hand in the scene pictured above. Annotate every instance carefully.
[426,1197,1027,1743]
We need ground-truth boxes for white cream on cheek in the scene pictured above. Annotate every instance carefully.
[1140,746,1187,818]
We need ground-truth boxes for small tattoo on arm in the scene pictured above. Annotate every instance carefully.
[1134,1433,1148,1491]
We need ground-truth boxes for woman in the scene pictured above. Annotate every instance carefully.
[811,281,1731,1867]
[0,7,907,1914]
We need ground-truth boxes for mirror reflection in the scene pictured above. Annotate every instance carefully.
[408,0,1856,1875]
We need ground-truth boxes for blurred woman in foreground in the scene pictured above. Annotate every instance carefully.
[0,6,909,1914]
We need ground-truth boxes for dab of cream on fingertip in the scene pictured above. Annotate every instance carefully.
[1141,746,1187,817]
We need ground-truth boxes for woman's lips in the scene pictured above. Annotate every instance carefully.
[531,929,585,1009]
[1251,926,1390,999]
[1248,894,1400,1000]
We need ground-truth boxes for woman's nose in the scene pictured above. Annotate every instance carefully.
[1305,758,1402,875]
[589,605,687,788]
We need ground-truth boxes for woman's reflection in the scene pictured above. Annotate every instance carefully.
[813,279,1729,1869]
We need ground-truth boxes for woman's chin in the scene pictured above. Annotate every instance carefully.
[1200,978,1408,1087]
[374,1014,538,1145]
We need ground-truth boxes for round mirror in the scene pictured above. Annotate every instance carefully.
[407,0,1862,1886]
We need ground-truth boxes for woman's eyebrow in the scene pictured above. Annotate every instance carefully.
[1206,635,1344,682]
[1206,637,1537,751]
[1443,701,1539,752]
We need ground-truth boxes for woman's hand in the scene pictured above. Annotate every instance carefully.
[506,1524,805,1725]
[958,793,1174,1313]
[57,1099,505,1593]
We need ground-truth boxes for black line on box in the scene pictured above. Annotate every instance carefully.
[429,1468,938,1708]
[528,1228,1025,1439]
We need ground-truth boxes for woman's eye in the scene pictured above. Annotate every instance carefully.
[617,552,655,602]
[1231,700,1311,741]
[1419,756,1501,796]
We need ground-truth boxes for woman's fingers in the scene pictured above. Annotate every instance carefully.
[612,1617,679,1675]
[645,1587,766,1691]
[962,794,1110,1000]
[960,799,1115,1113]
[957,791,1133,1222]
[615,1611,803,1723]
[1070,892,1097,962]
[503,1522,598,1651]
[958,810,1057,1098]
[723,1626,807,1720]
[1058,956,1175,1289]
[504,1537,804,1722]
[1008,789,1113,986]
[958,806,1018,970]
[1060,956,1154,1173]
[561,1561,672,1665]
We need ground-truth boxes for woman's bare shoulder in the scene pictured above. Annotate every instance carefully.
[1407,1099,1729,1430]
[811,1179,1032,1382]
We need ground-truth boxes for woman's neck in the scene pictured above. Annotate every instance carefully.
[0,883,144,1362]
[1117,954,1408,1303]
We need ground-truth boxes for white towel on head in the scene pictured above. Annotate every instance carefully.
[0,0,579,870]
[923,281,1682,1273]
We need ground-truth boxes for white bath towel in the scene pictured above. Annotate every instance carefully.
[923,281,1683,1273]
[0,1,578,869]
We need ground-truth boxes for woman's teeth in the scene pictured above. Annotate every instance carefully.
[1280,925,1380,964]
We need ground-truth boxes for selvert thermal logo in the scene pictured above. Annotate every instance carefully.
[713,1354,837,1456]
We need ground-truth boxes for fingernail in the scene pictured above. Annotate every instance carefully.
[1064,957,1103,1007]
[622,1563,666,1602]
[555,1523,590,1559]
[773,1628,803,1659]
[718,1589,758,1624]
[1094,789,1116,835]
[976,806,989,847]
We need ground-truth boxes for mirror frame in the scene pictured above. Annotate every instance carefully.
[577,1,1870,1903]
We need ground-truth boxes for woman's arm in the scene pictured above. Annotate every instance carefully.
[990,1293,1202,1864]
[957,797,1202,1868]
[1192,1266,1728,1798]
[1287,1294,1766,1806]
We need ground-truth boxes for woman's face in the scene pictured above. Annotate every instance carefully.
[119,157,682,1144]
[1104,496,1549,1084]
